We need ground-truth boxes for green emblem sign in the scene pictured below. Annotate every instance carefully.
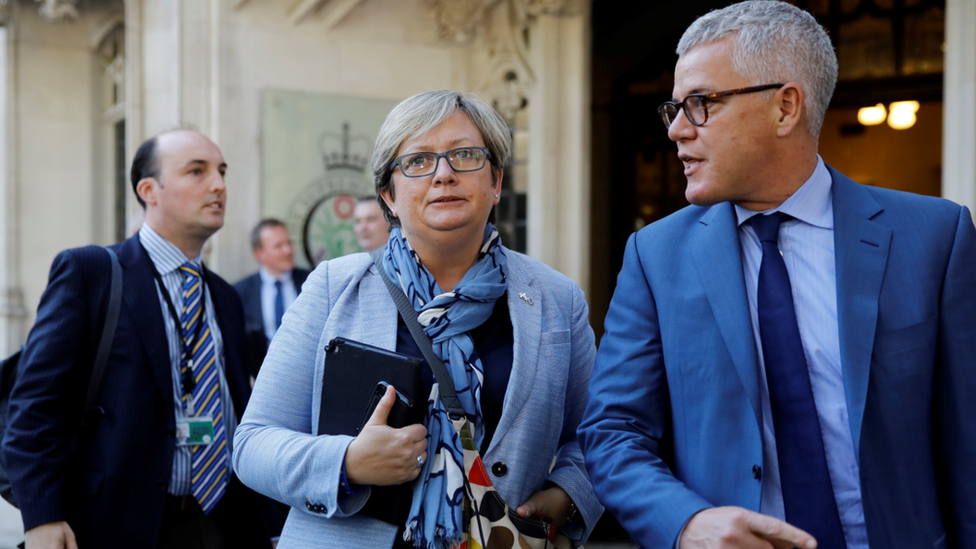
[262,90,398,268]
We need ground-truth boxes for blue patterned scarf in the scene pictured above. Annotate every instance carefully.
[383,224,508,549]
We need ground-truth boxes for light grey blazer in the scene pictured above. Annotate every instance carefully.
[232,249,602,548]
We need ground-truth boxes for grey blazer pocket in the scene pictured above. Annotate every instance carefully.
[540,329,570,346]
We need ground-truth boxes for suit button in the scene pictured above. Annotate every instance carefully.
[752,465,762,480]
[491,462,507,477]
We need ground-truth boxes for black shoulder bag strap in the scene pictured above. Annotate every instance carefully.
[369,248,465,420]
[84,247,123,412]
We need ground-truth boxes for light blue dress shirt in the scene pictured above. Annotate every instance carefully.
[139,224,238,496]
[734,157,868,548]
[259,267,298,344]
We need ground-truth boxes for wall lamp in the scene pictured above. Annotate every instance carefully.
[857,101,920,130]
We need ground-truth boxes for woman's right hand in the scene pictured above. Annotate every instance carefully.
[344,384,429,486]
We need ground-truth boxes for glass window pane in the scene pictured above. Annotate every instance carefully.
[903,7,945,75]
[838,15,896,80]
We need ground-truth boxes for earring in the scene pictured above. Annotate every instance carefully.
[392,208,397,215]
[494,194,499,199]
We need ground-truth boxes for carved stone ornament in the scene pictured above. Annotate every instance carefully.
[427,0,577,45]
[478,0,535,121]
[521,0,578,18]
[36,0,79,22]
[426,0,500,44]
[429,0,580,119]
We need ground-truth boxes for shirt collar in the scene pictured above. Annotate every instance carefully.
[139,223,203,276]
[259,267,292,285]
[735,155,833,229]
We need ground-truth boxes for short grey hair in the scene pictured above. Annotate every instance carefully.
[371,90,512,227]
[677,0,837,138]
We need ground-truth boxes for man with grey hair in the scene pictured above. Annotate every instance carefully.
[579,2,976,549]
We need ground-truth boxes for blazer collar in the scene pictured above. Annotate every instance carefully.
[483,257,541,454]
[117,235,176,414]
[692,203,763,429]
[692,168,892,452]
[829,165,890,457]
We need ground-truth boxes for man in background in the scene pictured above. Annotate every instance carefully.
[353,196,391,252]
[579,2,976,548]
[233,219,310,378]
[3,129,271,548]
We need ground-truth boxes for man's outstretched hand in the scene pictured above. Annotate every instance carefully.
[680,506,817,549]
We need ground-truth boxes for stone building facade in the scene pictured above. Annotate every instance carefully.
[0,0,974,355]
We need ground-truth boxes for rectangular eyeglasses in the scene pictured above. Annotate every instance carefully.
[658,84,785,129]
[391,146,491,178]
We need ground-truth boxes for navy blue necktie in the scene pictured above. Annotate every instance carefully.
[751,214,846,547]
[273,279,285,331]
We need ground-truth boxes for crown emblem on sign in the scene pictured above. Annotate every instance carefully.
[321,123,371,173]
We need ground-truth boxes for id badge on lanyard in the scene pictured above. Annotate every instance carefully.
[177,415,216,447]
[150,260,216,448]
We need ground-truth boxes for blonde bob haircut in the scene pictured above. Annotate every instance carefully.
[371,90,512,227]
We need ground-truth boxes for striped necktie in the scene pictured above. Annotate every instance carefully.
[179,262,228,514]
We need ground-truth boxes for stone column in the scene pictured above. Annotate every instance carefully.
[943,0,976,215]
[0,23,26,355]
[527,0,591,293]
[127,0,225,269]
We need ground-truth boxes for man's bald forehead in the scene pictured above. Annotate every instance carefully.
[155,129,217,152]
[154,130,225,169]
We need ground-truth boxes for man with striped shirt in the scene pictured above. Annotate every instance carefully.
[3,130,271,549]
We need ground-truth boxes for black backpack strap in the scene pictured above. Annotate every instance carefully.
[369,248,465,420]
[84,247,123,412]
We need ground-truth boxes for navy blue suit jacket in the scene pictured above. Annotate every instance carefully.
[1,235,268,548]
[233,268,309,376]
[578,168,976,548]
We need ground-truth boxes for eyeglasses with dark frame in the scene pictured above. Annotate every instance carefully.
[657,84,785,129]
[390,146,492,178]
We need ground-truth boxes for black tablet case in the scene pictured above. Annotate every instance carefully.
[318,336,425,525]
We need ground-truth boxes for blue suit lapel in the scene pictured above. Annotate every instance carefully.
[829,167,891,457]
[118,236,176,417]
[486,259,541,453]
[690,203,763,428]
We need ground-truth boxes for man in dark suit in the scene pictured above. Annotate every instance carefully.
[233,219,309,379]
[578,2,976,549]
[232,219,308,539]
[2,130,271,549]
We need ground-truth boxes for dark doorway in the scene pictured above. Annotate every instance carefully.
[590,0,731,342]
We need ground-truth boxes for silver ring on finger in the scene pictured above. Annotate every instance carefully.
[417,455,425,468]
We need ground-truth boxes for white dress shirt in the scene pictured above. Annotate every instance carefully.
[734,157,868,548]
[259,267,298,345]
[139,224,238,496]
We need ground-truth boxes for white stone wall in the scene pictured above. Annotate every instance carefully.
[213,0,472,280]
[944,0,976,216]
[1,0,591,350]
[2,5,112,348]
